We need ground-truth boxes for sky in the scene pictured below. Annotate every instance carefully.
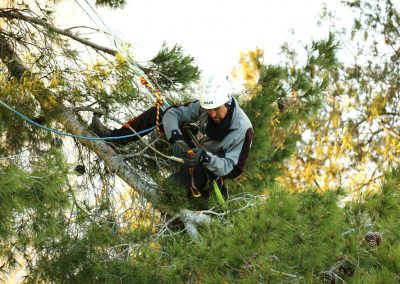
[55,0,353,78]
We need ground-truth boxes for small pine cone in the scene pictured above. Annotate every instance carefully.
[374,232,383,246]
[364,231,383,247]
[74,164,86,175]
[367,238,377,247]
[321,271,336,284]
[338,260,355,277]
[277,99,285,112]
[268,255,280,263]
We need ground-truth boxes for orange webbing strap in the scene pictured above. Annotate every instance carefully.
[189,186,202,198]
[185,149,202,197]
[188,167,201,198]
[140,76,163,134]
[122,117,136,129]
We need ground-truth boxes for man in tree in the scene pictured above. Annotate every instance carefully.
[91,77,254,199]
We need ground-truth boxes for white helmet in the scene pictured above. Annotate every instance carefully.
[200,76,232,109]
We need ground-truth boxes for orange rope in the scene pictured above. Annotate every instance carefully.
[140,76,163,134]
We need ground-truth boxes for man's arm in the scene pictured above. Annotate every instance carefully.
[162,100,201,141]
[202,128,254,178]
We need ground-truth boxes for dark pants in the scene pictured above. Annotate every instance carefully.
[110,106,164,146]
[168,165,211,196]
[169,166,228,199]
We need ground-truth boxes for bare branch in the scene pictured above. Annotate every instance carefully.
[179,209,211,239]
[0,31,28,78]
[0,9,117,56]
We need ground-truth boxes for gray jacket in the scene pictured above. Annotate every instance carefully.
[162,98,253,178]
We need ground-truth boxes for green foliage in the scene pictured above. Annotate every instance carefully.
[0,77,52,153]
[95,0,126,9]
[241,65,290,188]
[0,149,70,271]
[80,57,144,114]
[103,186,345,283]
[157,176,190,210]
[288,0,400,191]
[240,35,339,191]
[150,43,201,93]
[340,167,400,281]
[35,171,400,283]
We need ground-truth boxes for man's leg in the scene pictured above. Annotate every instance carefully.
[91,107,164,146]
[168,165,210,198]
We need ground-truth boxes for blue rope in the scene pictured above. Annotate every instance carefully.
[0,99,156,141]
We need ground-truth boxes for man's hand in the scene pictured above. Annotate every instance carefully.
[171,140,190,158]
[183,148,206,167]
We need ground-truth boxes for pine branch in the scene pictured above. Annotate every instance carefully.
[0,8,117,56]
[270,268,301,279]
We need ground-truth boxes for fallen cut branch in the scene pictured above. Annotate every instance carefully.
[179,209,211,239]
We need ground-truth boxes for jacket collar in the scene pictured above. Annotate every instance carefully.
[205,98,237,140]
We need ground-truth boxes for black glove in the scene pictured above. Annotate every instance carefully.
[183,148,207,167]
[171,140,190,158]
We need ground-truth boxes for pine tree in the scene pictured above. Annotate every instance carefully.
[1,0,399,282]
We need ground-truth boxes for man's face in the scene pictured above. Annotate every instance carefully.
[206,104,229,124]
